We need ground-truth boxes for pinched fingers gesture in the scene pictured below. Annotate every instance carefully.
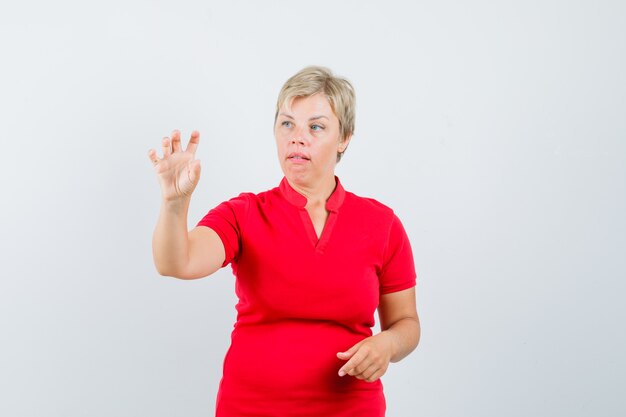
[337,333,396,383]
[147,130,201,201]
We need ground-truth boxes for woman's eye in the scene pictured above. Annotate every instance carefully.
[311,124,324,131]
[281,121,292,128]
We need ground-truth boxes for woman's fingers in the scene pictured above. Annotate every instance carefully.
[149,130,199,167]
[185,130,200,154]
[337,334,393,382]
[148,149,159,165]
[161,137,171,158]
[171,130,182,152]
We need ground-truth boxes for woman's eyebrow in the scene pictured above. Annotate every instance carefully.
[278,113,329,121]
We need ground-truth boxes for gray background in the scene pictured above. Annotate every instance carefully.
[1,0,625,416]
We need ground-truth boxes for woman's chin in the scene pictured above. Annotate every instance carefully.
[283,168,312,185]
[283,162,307,174]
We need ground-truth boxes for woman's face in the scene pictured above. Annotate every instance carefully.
[274,93,349,187]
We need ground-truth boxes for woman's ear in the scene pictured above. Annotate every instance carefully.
[339,134,352,153]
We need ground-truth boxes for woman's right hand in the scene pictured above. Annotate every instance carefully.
[148,130,201,202]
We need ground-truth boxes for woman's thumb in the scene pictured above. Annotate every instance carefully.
[188,159,201,183]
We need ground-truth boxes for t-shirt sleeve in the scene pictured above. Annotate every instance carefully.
[379,214,417,294]
[196,193,250,267]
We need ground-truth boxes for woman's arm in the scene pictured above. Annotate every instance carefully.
[149,130,225,279]
[337,287,420,382]
[152,200,225,279]
[378,287,421,362]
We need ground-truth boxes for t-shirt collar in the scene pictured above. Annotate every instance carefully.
[279,176,346,212]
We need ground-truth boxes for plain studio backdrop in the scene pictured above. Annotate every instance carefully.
[1,1,624,416]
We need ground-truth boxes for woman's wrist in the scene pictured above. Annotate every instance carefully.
[161,195,192,210]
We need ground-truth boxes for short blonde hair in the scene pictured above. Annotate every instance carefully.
[274,66,356,162]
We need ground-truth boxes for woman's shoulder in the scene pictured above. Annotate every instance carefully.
[343,189,396,218]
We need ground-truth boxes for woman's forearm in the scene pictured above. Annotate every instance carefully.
[383,316,421,363]
[152,197,192,277]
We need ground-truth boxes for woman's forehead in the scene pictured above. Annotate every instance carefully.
[281,93,336,118]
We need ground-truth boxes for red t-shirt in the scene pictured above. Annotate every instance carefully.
[197,177,416,417]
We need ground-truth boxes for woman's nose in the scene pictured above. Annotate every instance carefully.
[291,126,309,145]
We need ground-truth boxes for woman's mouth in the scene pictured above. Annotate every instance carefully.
[287,152,310,161]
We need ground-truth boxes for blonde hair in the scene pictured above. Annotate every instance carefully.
[274,66,356,162]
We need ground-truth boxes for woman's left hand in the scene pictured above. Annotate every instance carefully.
[336,332,396,383]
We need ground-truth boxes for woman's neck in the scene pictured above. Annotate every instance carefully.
[287,174,337,207]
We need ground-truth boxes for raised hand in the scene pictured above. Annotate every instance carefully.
[148,130,201,201]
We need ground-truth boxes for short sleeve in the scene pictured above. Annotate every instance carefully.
[379,214,417,294]
[196,193,250,267]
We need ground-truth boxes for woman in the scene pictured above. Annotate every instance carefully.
[148,66,420,416]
